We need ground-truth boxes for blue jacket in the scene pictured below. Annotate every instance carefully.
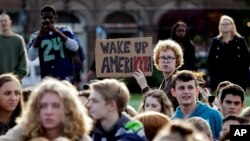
[172,101,223,139]
[91,113,147,141]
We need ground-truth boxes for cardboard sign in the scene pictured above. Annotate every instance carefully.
[95,37,153,77]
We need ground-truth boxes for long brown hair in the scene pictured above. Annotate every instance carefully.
[0,73,23,124]
[138,89,174,116]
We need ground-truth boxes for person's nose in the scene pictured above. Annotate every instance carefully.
[45,105,53,114]
[147,106,154,111]
[86,101,91,109]
[10,93,18,101]
[183,88,190,93]
[163,58,171,63]
[229,103,236,109]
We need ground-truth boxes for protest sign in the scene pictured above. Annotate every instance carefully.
[95,37,153,77]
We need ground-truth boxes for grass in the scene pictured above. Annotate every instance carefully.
[129,94,142,111]
[129,91,250,112]
[244,96,250,107]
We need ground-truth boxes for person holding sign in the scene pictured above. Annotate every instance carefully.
[133,39,184,110]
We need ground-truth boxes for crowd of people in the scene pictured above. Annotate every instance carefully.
[0,4,250,141]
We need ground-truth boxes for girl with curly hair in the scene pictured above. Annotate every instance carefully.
[0,77,93,141]
[134,39,184,110]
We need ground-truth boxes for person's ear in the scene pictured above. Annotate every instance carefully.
[196,87,200,95]
[241,103,245,109]
[108,100,117,111]
[219,99,223,106]
[171,88,176,97]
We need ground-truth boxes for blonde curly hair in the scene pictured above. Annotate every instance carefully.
[18,77,92,141]
[153,39,184,70]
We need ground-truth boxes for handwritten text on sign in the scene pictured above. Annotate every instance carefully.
[95,37,153,77]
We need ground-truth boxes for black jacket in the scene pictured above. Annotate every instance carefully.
[207,36,249,91]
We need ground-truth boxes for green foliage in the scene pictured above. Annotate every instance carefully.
[245,96,250,107]
[129,94,142,111]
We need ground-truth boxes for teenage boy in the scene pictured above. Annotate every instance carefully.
[220,83,245,117]
[87,78,147,141]
[171,70,223,140]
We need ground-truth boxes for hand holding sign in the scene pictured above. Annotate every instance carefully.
[133,69,149,90]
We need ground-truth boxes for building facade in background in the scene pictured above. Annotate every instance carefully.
[1,0,250,87]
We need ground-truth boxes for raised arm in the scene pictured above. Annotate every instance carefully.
[133,69,150,93]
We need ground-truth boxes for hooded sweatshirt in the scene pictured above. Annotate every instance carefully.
[172,101,223,139]
[91,113,147,141]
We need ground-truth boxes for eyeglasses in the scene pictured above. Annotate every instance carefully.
[158,56,176,63]
[176,29,186,32]
[220,23,231,26]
